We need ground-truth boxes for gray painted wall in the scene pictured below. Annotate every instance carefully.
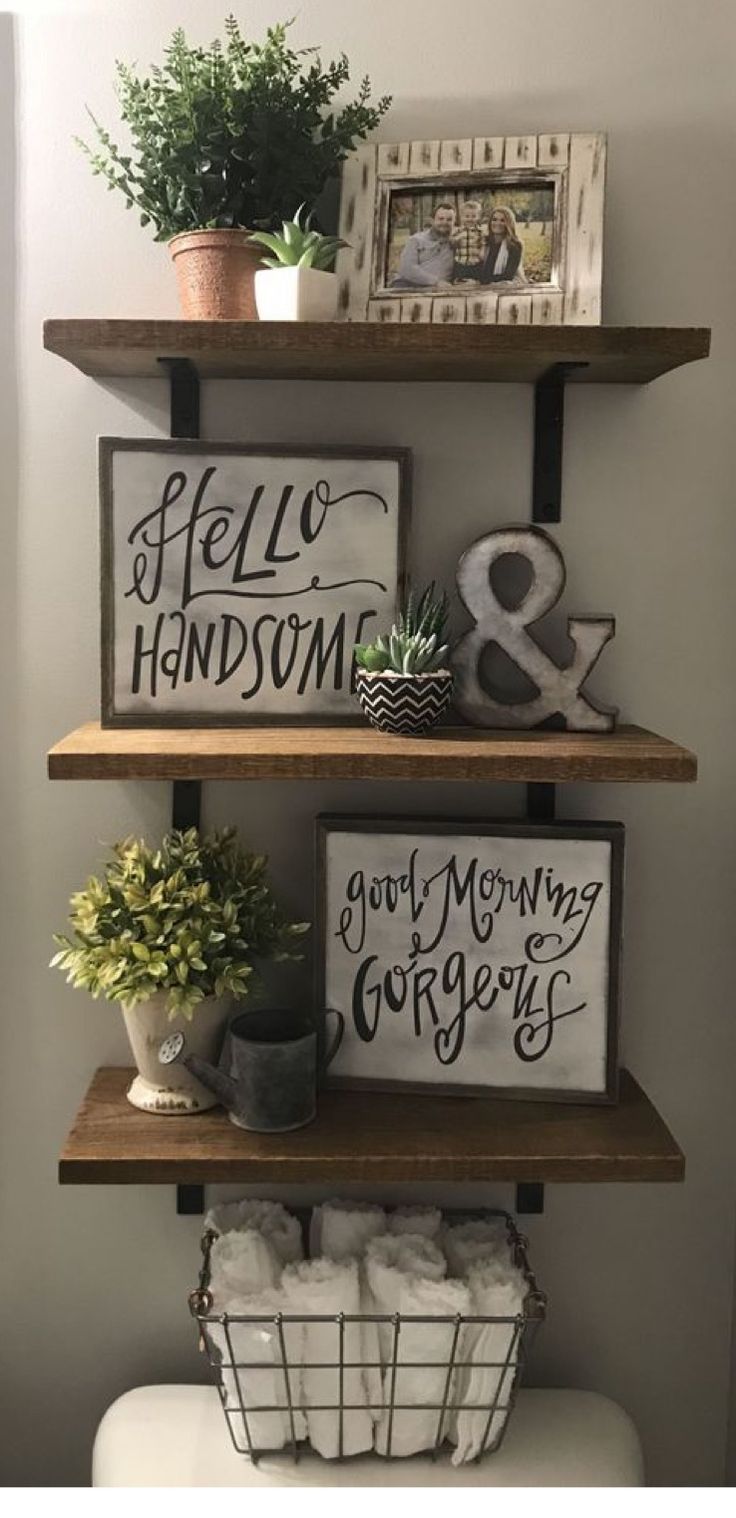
[2,0,735,1485]
[0,6,21,1479]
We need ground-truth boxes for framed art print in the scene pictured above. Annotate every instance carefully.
[99,439,410,726]
[317,816,624,1103]
[336,133,606,326]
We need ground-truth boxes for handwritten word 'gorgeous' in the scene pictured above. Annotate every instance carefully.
[350,952,586,1066]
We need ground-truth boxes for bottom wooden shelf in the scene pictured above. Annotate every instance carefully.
[59,1067,684,1185]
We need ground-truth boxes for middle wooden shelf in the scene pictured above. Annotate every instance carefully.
[48,720,697,783]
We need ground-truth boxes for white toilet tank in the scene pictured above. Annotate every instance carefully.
[92,1384,645,1487]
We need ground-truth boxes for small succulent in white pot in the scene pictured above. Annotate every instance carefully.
[51,828,308,1114]
[354,584,453,736]
[249,205,348,321]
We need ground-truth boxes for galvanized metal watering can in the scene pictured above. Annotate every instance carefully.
[158,1006,343,1133]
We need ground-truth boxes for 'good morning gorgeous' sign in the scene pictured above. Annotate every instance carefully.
[100,440,409,724]
[318,819,623,1101]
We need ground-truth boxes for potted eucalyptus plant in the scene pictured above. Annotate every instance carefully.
[354,584,454,736]
[51,828,308,1114]
[77,16,390,320]
[249,205,348,321]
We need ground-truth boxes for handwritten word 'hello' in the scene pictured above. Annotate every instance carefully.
[125,467,390,609]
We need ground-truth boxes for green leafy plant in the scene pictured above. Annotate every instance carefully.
[51,828,309,1019]
[77,16,391,240]
[355,584,451,676]
[248,203,348,270]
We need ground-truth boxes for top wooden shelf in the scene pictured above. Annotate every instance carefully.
[43,320,711,385]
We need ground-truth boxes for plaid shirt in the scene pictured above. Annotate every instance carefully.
[453,225,485,264]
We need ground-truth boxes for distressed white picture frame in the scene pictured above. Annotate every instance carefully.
[336,133,606,326]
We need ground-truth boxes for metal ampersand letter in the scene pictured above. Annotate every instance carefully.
[451,525,617,731]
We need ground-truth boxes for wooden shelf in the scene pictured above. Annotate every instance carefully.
[59,1067,684,1185]
[48,721,697,784]
[43,320,710,385]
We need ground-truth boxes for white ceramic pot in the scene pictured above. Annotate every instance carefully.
[254,266,338,322]
[121,992,231,1115]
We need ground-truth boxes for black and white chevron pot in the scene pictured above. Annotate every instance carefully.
[355,670,454,736]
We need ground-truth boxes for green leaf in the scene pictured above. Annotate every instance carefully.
[76,16,389,239]
[51,826,310,1012]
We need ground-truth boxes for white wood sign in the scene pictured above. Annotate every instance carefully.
[100,440,410,725]
[318,818,623,1102]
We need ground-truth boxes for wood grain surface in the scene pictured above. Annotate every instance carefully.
[48,722,697,783]
[58,1066,685,1184]
[43,320,711,384]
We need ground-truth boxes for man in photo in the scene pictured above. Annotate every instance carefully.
[390,201,456,288]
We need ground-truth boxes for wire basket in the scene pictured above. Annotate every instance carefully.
[189,1209,546,1465]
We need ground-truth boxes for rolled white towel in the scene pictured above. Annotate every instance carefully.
[374,1275,471,1458]
[282,1256,374,1458]
[309,1199,386,1260]
[205,1289,307,1452]
[204,1197,304,1266]
[441,1216,512,1278]
[388,1206,442,1240]
[365,1232,447,1365]
[450,1260,527,1465]
[308,1201,388,1427]
[209,1229,281,1301]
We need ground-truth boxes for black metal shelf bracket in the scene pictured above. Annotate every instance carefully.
[176,1184,206,1217]
[526,781,557,823]
[158,355,201,441]
[532,361,588,524]
[515,1183,545,1215]
[172,779,203,833]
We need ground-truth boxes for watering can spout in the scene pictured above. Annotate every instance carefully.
[183,1053,238,1110]
[157,1030,237,1112]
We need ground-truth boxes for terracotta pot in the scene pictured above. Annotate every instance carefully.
[169,229,262,320]
[122,992,231,1114]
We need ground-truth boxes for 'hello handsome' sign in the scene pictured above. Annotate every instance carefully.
[100,440,409,724]
[318,818,623,1102]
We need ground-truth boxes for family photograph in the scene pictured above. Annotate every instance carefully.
[386,183,555,291]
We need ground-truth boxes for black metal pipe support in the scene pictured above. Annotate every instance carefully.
[160,355,206,1216]
[516,778,557,1213]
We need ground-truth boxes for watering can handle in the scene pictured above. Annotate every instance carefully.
[322,1008,344,1071]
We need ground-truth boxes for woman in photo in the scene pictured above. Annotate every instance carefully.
[480,205,526,285]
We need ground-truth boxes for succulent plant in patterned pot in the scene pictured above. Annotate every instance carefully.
[354,584,453,736]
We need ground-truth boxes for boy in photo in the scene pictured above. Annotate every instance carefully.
[451,199,486,281]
